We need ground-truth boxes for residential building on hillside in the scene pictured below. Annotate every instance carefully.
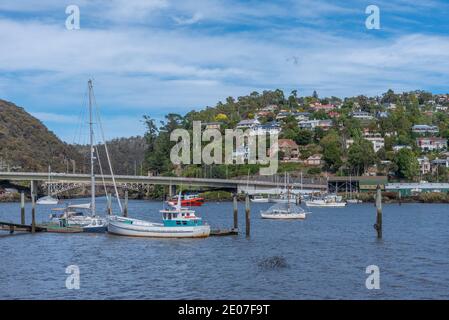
[250,121,281,136]
[346,136,385,153]
[416,137,448,151]
[417,156,431,175]
[271,139,300,160]
[350,111,374,120]
[236,119,260,129]
[412,124,439,134]
[304,154,322,166]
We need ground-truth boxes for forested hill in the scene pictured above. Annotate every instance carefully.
[73,136,147,175]
[0,99,83,172]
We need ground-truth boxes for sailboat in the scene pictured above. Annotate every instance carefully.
[108,193,210,238]
[47,80,107,232]
[36,166,59,205]
[260,186,308,219]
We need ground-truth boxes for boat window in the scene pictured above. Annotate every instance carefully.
[176,221,181,225]
[182,221,187,225]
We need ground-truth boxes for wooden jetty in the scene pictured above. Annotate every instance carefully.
[0,221,46,233]
[0,221,83,234]
[210,228,238,236]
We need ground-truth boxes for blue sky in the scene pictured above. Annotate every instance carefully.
[0,0,449,142]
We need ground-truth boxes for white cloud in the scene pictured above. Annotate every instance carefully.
[172,12,203,25]
[1,0,449,138]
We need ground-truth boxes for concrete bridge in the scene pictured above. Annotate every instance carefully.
[0,172,327,195]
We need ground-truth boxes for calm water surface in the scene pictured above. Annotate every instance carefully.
[0,198,448,299]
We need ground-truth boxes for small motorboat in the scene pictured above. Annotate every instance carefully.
[261,203,308,219]
[167,193,204,207]
[347,199,363,204]
[250,195,269,203]
[37,195,59,205]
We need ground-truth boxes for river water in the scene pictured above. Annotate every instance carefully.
[0,198,448,299]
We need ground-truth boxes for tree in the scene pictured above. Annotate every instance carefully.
[394,148,419,181]
[312,90,319,99]
[296,130,313,146]
[348,139,376,175]
[320,131,342,172]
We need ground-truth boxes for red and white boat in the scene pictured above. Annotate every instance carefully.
[167,194,205,207]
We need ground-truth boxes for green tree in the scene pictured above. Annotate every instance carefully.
[348,139,376,175]
[320,131,342,172]
[394,148,419,181]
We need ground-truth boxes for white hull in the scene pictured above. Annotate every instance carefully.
[261,212,306,219]
[107,216,210,238]
[305,201,346,207]
[251,198,269,203]
[347,199,363,204]
[37,196,59,205]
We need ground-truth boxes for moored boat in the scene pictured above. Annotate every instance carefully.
[167,193,205,206]
[108,194,210,238]
[261,203,308,219]
[305,194,347,207]
[36,195,59,205]
[251,195,269,203]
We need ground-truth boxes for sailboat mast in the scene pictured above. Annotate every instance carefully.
[47,165,51,196]
[88,80,96,216]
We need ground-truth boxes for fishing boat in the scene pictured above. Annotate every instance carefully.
[167,193,204,206]
[251,195,269,203]
[108,195,210,238]
[36,166,59,205]
[261,203,308,219]
[305,194,347,207]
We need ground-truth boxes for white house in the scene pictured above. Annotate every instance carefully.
[416,137,448,151]
[236,119,260,129]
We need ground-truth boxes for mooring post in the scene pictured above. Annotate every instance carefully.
[20,192,25,225]
[30,181,36,233]
[233,193,238,230]
[245,193,250,237]
[374,185,382,238]
[107,194,112,215]
[124,190,128,217]
[398,190,402,206]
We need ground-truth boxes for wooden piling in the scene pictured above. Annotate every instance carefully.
[124,190,128,217]
[20,192,25,225]
[233,194,238,230]
[398,190,402,206]
[245,194,250,237]
[107,194,112,215]
[374,185,382,238]
[30,181,36,234]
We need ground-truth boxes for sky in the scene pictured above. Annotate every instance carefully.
[0,0,449,142]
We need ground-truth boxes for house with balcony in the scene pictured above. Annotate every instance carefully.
[346,136,385,153]
[350,111,374,120]
[249,121,281,136]
[416,137,448,151]
[236,119,260,130]
[412,124,439,134]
